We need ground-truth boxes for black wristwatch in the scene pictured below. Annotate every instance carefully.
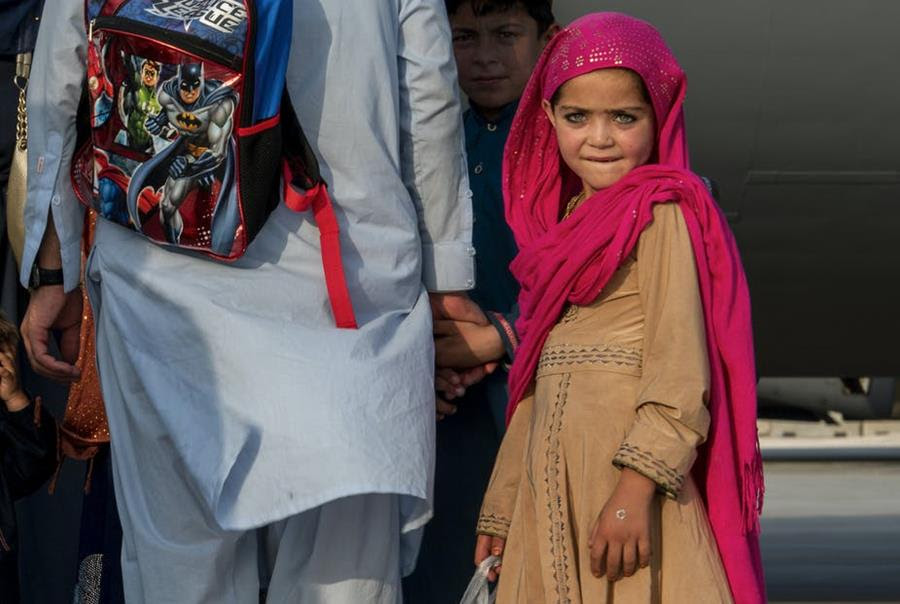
[28,265,64,289]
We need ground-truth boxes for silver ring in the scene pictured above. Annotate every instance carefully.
[615,508,627,520]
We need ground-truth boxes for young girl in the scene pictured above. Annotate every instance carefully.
[472,13,765,603]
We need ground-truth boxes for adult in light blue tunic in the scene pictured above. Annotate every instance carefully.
[20,0,474,602]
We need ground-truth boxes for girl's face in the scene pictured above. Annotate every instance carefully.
[542,69,655,197]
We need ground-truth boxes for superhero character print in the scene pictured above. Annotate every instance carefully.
[115,55,162,154]
[78,20,245,256]
[126,62,240,251]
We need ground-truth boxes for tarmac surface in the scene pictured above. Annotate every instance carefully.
[762,460,900,603]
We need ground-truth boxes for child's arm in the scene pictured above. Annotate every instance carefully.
[0,350,58,498]
[474,391,534,582]
[591,203,711,581]
[434,319,505,369]
[434,302,520,374]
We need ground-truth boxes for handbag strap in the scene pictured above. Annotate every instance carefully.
[14,52,32,151]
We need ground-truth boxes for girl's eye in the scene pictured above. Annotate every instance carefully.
[452,33,474,44]
[564,112,586,124]
[612,112,637,125]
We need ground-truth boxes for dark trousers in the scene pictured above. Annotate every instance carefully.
[74,447,125,603]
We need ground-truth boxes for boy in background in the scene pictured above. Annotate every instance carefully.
[404,2,557,601]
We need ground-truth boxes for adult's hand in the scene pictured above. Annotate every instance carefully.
[436,365,499,399]
[21,285,83,381]
[429,292,489,325]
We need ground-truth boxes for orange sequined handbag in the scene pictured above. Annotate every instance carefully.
[53,213,111,490]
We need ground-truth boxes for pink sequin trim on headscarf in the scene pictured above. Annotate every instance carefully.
[503,13,766,603]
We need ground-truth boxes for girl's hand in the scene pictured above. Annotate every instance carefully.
[0,350,28,412]
[474,533,506,582]
[434,320,505,369]
[588,468,656,581]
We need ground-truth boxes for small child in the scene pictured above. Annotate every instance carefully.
[471,13,765,603]
[0,312,57,602]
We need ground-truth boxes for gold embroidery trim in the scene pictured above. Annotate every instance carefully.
[538,344,642,373]
[545,373,572,603]
[476,513,512,538]
[612,442,684,499]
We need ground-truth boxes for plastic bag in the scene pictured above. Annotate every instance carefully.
[459,555,501,604]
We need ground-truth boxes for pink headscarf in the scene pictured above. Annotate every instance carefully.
[503,13,766,603]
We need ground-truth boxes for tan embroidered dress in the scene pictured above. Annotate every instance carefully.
[478,204,733,603]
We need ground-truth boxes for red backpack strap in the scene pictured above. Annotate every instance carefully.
[283,162,357,329]
[280,90,357,329]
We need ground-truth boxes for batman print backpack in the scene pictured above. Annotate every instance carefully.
[73,0,357,328]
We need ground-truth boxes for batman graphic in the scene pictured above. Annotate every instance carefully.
[127,62,240,254]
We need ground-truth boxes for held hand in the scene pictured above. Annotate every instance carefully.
[429,292,489,325]
[435,396,457,421]
[435,364,498,401]
[457,363,499,388]
[474,533,506,582]
[434,319,504,369]
[435,368,462,420]
[436,367,465,399]
[588,468,656,581]
[21,285,83,382]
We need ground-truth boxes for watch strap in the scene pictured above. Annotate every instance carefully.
[29,266,64,288]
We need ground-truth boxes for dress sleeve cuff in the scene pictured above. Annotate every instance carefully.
[476,510,512,539]
[421,241,475,292]
[612,442,684,500]
[487,311,519,362]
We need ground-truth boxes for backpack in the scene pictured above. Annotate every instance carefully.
[72,0,357,328]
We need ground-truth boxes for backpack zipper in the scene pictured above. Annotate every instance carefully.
[90,17,243,72]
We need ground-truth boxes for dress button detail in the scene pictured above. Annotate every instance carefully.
[474,163,484,175]
[52,194,61,206]
[486,123,498,132]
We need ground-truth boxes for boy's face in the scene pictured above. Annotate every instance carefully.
[450,3,556,115]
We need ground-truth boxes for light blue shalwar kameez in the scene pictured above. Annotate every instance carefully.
[23,1,474,602]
